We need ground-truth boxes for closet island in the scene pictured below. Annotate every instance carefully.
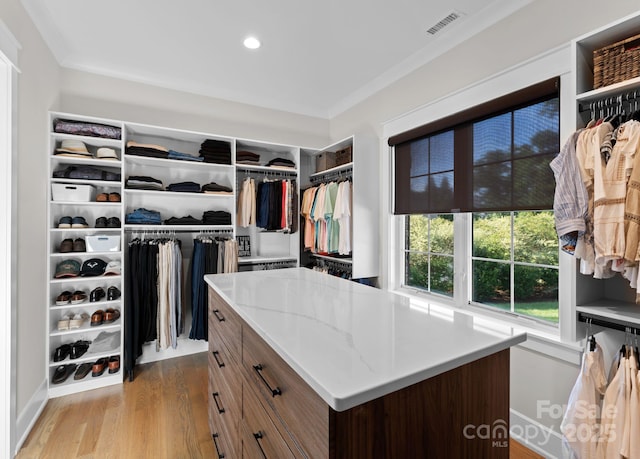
[204,268,526,458]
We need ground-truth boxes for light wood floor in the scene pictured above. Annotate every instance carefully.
[16,352,216,459]
[16,352,545,459]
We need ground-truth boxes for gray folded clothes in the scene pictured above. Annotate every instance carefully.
[126,175,164,190]
[87,331,121,354]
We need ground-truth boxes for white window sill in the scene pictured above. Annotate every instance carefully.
[391,287,583,366]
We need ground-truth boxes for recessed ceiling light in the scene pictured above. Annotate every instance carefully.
[243,36,261,50]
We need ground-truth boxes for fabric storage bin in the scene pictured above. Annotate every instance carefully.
[85,235,121,252]
[316,152,336,172]
[51,183,96,202]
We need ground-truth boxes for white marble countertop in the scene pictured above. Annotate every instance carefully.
[205,268,526,411]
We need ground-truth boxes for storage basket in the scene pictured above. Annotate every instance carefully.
[334,146,352,166]
[51,183,96,202]
[85,235,121,252]
[316,151,336,172]
[593,33,640,89]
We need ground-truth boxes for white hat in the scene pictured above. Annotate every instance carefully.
[55,139,91,157]
[104,260,121,276]
[96,147,118,160]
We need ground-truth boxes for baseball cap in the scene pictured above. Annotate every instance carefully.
[104,260,121,276]
[55,259,81,278]
[80,258,107,277]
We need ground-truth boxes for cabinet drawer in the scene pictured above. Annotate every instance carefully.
[209,288,241,361]
[208,350,242,414]
[243,325,329,458]
[209,385,240,458]
[242,384,298,459]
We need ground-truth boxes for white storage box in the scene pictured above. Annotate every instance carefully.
[85,235,121,252]
[52,183,96,202]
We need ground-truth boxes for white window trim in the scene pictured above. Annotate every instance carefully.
[381,43,583,362]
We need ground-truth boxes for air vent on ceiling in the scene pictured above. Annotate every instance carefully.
[426,11,462,35]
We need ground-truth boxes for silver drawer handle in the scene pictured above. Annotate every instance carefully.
[253,364,282,397]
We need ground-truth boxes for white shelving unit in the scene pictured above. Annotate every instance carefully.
[47,112,125,398]
[571,11,640,337]
[299,135,379,280]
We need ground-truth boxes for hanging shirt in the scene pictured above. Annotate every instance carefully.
[597,353,628,459]
[560,343,607,459]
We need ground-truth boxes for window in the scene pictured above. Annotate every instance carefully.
[393,79,560,324]
[405,214,454,297]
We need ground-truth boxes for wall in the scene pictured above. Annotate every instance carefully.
[59,69,331,148]
[0,0,60,446]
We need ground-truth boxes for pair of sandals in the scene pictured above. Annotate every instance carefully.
[96,192,120,202]
[91,308,120,326]
[53,340,90,362]
[57,312,89,330]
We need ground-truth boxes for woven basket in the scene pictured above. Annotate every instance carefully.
[334,146,352,166]
[593,33,640,89]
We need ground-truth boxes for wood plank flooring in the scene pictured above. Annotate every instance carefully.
[16,352,546,459]
[16,352,216,459]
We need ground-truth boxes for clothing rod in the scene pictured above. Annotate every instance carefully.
[578,89,640,113]
[124,228,233,233]
[309,168,353,183]
[577,311,640,334]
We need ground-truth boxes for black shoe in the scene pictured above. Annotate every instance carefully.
[90,287,106,302]
[52,364,77,384]
[53,344,72,362]
[95,217,108,228]
[70,340,90,359]
[106,217,121,228]
[74,363,93,380]
[107,286,121,301]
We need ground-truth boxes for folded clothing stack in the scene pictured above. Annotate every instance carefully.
[125,141,169,159]
[53,119,121,140]
[201,182,233,194]
[53,165,121,182]
[164,215,202,225]
[266,157,296,169]
[167,181,201,193]
[167,150,203,162]
[125,208,162,225]
[236,150,260,165]
[202,210,231,225]
[199,139,231,165]
[126,175,164,191]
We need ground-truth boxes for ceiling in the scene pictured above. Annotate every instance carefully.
[21,0,530,118]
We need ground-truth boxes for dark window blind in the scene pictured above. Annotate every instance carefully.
[392,78,559,215]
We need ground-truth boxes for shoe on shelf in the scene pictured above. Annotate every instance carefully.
[95,216,108,228]
[96,193,109,202]
[70,290,87,305]
[90,309,104,326]
[73,238,86,252]
[53,344,71,362]
[90,287,106,303]
[92,358,108,377]
[57,312,74,331]
[70,340,90,359]
[55,291,72,306]
[57,216,72,229]
[106,217,121,228]
[103,308,120,324]
[108,192,121,202]
[69,312,89,329]
[59,238,73,253]
[107,286,121,301]
[108,355,120,374]
[74,362,93,380]
[71,216,89,228]
[52,364,77,384]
